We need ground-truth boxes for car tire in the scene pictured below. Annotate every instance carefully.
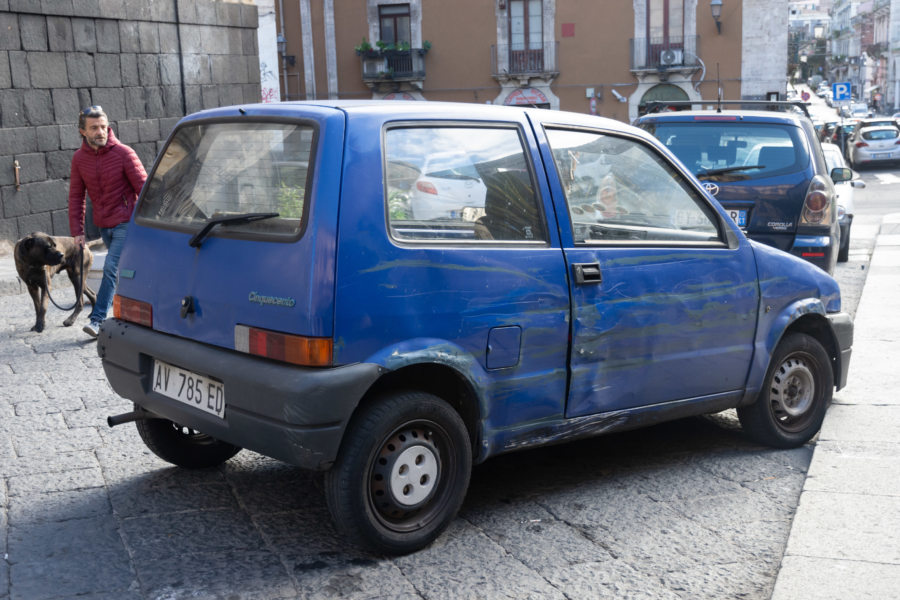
[738,333,833,449]
[838,227,850,262]
[136,415,241,468]
[324,391,472,555]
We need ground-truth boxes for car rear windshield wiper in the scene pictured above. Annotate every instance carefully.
[189,212,279,247]
[696,165,765,178]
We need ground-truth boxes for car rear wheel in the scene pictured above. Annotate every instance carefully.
[738,333,832,448]
[324,391,471,555]
[136,415,241,468]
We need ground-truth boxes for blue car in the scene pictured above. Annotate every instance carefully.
[636,108,850,274]
[99,101,852,554]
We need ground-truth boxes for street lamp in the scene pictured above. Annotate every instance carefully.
[276,33,295,67]
[711,0,723,34]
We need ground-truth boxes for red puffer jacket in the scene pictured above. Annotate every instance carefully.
[68,128,148,237]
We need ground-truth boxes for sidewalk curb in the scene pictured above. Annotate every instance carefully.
[771,214,900,599]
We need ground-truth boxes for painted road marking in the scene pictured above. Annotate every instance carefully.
[874,173,900,184]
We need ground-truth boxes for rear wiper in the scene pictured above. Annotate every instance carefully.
[189,212,279,247]
[696,164,765,178]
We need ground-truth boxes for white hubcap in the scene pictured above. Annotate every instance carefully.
[389,445,438,506]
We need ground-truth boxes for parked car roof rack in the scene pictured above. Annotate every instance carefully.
[643,100,810,118]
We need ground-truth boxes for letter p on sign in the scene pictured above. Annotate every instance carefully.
[833,82,851,102]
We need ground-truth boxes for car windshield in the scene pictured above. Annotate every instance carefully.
[646,121,808,182]
[137,122,313,238]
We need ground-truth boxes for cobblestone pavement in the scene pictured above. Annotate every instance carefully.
[0,253,868,600]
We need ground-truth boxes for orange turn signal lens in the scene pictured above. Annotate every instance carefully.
[234,325,332,367]
[113,294,152,327]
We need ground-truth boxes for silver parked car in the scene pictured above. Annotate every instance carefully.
[848,125,900,169]
[822,143,865,262]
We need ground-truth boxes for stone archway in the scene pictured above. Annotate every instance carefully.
[628,80,700,122]
[640,83,690,109]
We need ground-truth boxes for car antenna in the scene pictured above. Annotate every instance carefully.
[716,64,722,113]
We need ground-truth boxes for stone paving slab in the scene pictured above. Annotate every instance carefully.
[773,556,900,600]
[818,404,900,443]
[805,441,900,497]
[783,490,900,565]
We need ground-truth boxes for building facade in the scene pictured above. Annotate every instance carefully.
[275,0,788,123]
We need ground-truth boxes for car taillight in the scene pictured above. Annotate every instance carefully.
[234,325,333,367]
[855,141,868,148]
[113,294,152,327]
[416,181,438,195]
[800,176,833,225]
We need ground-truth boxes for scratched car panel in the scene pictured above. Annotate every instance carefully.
[98,101,852,554]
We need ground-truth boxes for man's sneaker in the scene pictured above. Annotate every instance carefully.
[83,321,100,338]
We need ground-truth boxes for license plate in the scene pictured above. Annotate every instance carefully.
[728,209,747,227]
[872,152,892,159]
[152,359,225,419]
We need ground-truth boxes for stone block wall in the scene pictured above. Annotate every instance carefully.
[0,0,261,242]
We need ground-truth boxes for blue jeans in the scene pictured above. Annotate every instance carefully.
[89,222,128,324]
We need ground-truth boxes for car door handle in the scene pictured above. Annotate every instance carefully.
[573,262,602,284]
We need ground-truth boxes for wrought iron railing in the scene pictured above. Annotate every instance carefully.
[360,49,427,82]
[491,42,559,76]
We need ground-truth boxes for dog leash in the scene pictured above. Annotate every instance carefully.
[46,244,87,312]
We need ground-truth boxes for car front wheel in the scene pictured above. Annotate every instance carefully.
[324,391,472,555]
[738,333,833,448]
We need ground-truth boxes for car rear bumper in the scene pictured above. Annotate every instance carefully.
[97,319,385,470]
[790,234,837,273]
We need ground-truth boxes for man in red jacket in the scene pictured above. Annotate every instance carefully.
[69,106,147,338]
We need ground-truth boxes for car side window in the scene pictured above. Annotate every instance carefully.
[545,128,721,245]
[385,126,546,243]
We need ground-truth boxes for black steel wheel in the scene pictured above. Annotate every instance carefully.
[738,333,833,448]
[324,391,471,555]
[136,416,241,468]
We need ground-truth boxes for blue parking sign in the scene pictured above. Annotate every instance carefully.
[833,82,851,102]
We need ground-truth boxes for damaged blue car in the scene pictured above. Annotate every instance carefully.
[99,101,852,555]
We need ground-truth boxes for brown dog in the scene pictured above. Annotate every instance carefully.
[14,232,97,332]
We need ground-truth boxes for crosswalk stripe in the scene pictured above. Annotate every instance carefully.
[874,173,900,184]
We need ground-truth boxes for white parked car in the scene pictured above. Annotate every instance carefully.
[409,152,487,221]
[847,125,900,170]
[822,142,864,262]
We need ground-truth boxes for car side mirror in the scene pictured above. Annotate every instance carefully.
[851,178,867,189]
[830,167,852,183]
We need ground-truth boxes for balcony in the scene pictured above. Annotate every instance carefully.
[360,49,427,84]
[491,42,559,81]
[630,36,700,71]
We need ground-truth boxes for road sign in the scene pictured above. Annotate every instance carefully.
[801,90,810,102]
[833,82,852,102]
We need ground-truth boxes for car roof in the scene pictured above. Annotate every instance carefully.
[637,109,807,126]
[175,99,653,141]
[858,125,899,133]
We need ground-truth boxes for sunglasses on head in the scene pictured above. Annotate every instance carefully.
[81,105,103,115]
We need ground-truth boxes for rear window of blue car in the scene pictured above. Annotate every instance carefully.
[642,121,809,182]
[137,122,314,239]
